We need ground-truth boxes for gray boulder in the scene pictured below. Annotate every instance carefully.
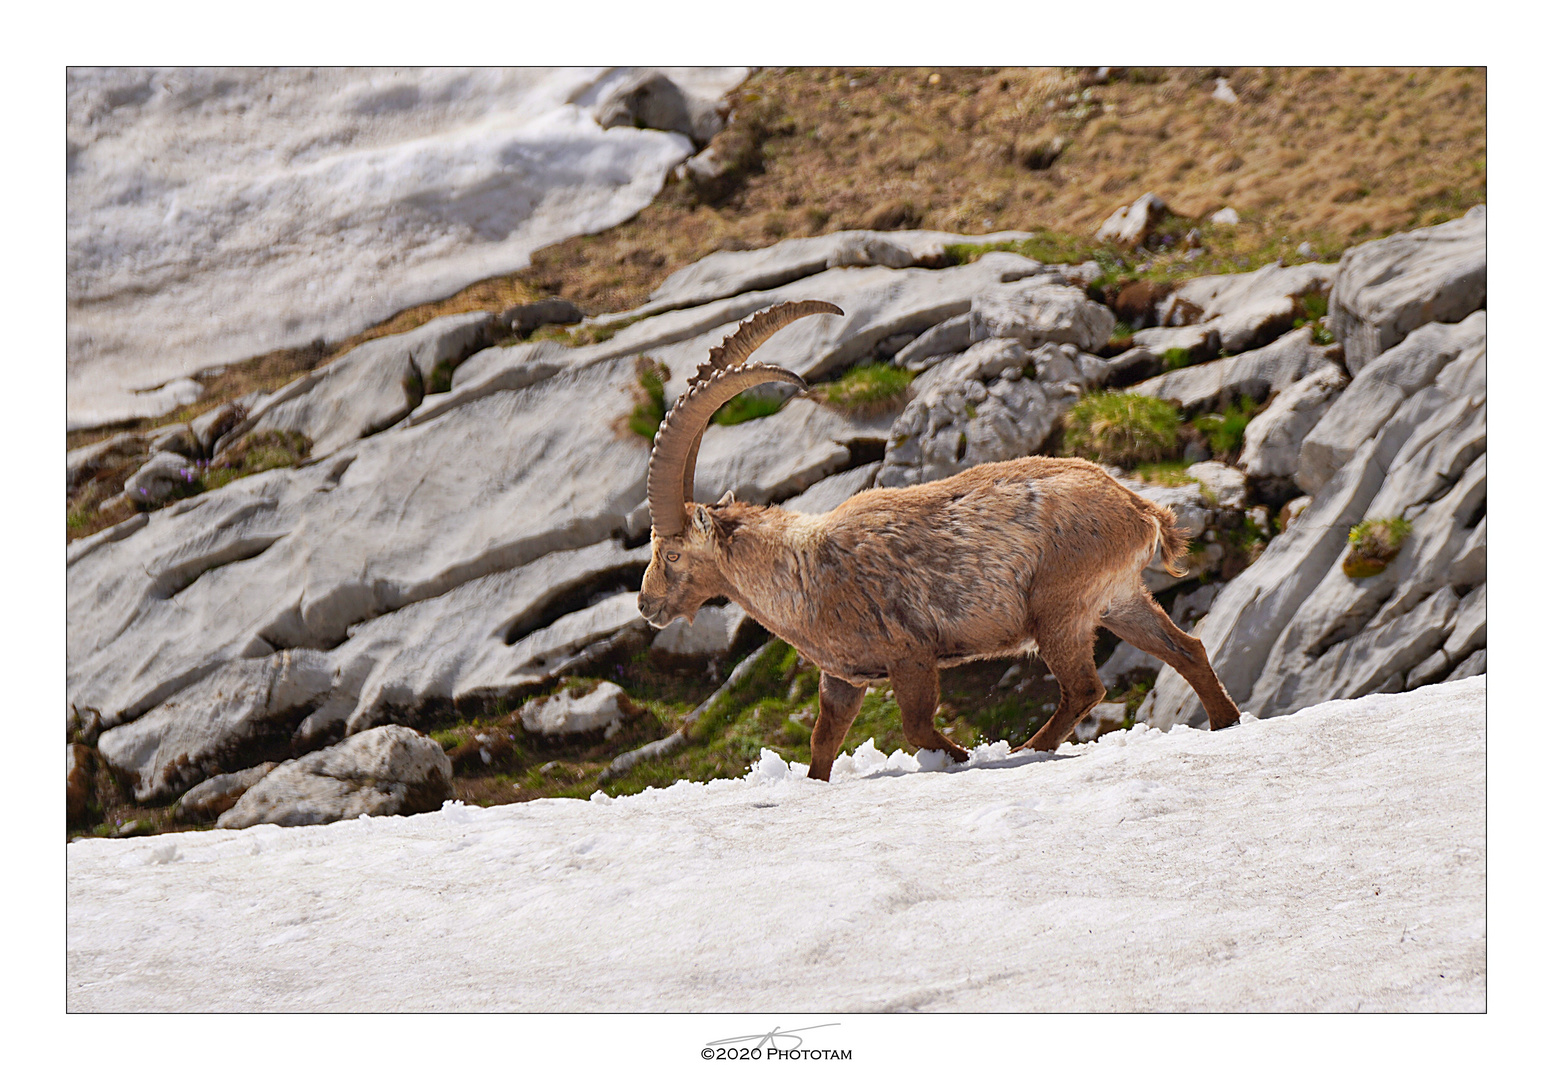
[1141,317,1485,728]
[1095,193,1170,248]
[121,451,196,508]
[1130,324,1220,364]
[500,299,584,336]
[216,725,453,829]
[1130,326,1332,414]
[1164,262,1336,353]
[236,312,494,458]
[520,681,631,739]
[68,431,149,491]
[894,313,974,371]
[1186,462,1247,510]
[176,761,280,822]
[876,339,1076,489]
[1296,313,1484,495]
[594,70,727,147]
[969,281,1116,353]
[652,602,750,660]
[1239,363,1348,480]
[1328,206,1485,373]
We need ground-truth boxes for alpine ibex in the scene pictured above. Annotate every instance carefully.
[638,301,1241,781]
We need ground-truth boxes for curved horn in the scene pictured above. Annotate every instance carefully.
[691,299,845,387]
[678,299,844,508]
[647,364,809,538]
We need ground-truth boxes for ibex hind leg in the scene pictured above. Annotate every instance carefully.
[1016,620,1106,752]
[1100,590,1240,730]
[808,672,866,782]
[889,658,969,763]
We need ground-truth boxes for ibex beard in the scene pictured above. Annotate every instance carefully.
[640,301,1241,782]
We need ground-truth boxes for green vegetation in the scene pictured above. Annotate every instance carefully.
[1063,391,1181,467]
[1135,459,1198,487]
[1293,292,1336,345]
[1161,347,1195,371]
[202,430,312,490]
[1192,395,1258,457]
[627,358,669,440]
[817,362,914,413]
[712,391,786,426]
[1344,516,1413,578]
[1109,319,1135,343]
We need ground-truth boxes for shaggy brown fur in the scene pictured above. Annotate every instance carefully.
[639,455,1241,781]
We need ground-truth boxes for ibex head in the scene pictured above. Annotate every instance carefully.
[637,300,843,629]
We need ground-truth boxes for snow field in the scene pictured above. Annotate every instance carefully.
[67,677,1485,1011]
[66,67,746,427]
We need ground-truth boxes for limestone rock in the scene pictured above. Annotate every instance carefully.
[594,69,726,147]
[190,401,248,455]
[216,725,453,829]
[1296,313,1483,495]
[122,451,196,508]
[1167,262,1337,353]
[1186,462,1247,510]
[894,313,974,372]
[176,761,280,822]
[148,424,201,459]
[1240,363,1348,480]
[781,463,881,515]
[500,299,583,336]
[1209,207,1240,225]
[1141,318,1485,728]
[969,281,1116,353]
[1095,193,1170,248]
[96,652,336,803]
[877,339,1075,489]
[68,431,149,491]
[637,230,1037,317]
[243,312,494,457]
[68,356,652,728]
[1097,641,1163,690]
[1131,326,1331,414]
[520,682,631,738]
[1328,207,1486,372]
[652,603,750,660]
[692,398,892,506]
[1130,324,1221,364]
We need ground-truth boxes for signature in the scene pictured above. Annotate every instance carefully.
[705,1023,841,1050]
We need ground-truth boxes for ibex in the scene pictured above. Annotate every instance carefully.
[638,301,1241,781]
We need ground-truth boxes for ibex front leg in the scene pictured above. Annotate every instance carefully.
[808,672,865,782]
[890,658,969,763]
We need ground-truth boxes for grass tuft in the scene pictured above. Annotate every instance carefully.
[1343,516,1412,578]
[817,362,914,413]
[627,358,669,440]
[1191,395,1258,457]
[1063,391,1181,467]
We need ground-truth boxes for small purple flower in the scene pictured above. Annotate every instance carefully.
[179,468,195,482]
[138,487,148,496]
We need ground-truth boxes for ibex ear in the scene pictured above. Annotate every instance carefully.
[715,490,735,508]
[692,505,714,534]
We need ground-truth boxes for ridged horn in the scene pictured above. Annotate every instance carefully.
[647,364,809,538]
[678,300,844,509]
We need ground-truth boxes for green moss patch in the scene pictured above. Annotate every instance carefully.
[1343,516,1412,578]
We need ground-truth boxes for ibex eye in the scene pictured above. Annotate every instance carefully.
[666,552,680,562]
